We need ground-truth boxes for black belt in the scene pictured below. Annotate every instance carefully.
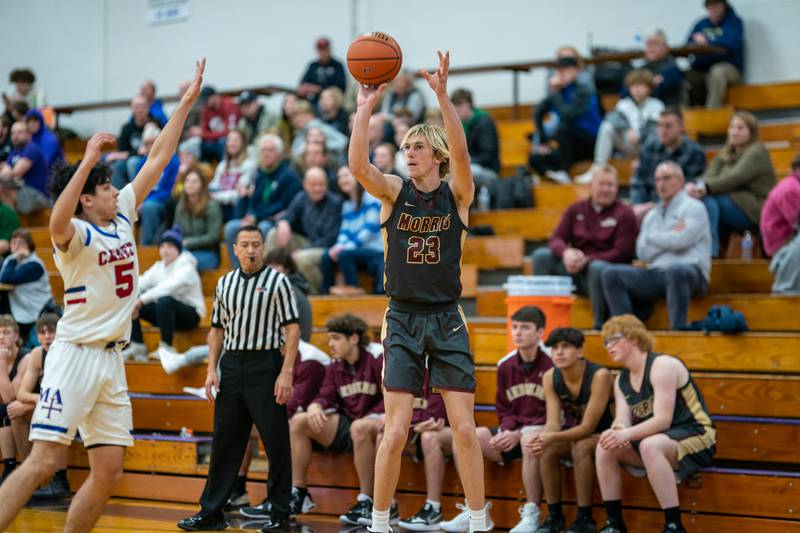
[224,348,281,357]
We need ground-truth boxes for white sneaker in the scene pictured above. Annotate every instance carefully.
[159,346,186,375]
[439,502,493,533]
[510,502,540,533]
[544,170,573,185]
[575,165,598,184]
[121,342,148,362]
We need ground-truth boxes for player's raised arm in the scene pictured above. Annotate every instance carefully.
[132,58,205,207]
[348,83,401,202]
[419,51,474,208]
[49,132,116,247]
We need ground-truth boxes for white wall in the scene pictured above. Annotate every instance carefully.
[3,0,798,135]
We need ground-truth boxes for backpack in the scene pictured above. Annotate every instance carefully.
[679,305,748,334]
[490,167,535,210]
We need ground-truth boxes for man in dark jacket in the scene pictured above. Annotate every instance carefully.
[451,88,500,187]
[222,134,301,269]
[297,37,347,106]
[265,166,342,293]
[685,0,745,107]
[642,30,684,107]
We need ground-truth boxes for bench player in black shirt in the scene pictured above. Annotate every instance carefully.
[349,51,488,533]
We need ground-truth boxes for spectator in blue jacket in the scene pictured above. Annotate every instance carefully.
[685,0,745,108]
[136,123,181,244]
[0,122,51,215]
[641,30,684,107]
[24,109,63,169]
[223,134,301,268]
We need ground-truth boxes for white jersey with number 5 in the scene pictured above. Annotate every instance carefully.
[54,184,139,344]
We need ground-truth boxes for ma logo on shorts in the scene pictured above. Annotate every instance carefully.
[40,388,64,419]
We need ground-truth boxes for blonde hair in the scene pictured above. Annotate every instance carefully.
[601,314,654,352]
[401,124,450,179]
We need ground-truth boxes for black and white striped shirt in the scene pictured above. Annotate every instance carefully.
[211,266,300,351]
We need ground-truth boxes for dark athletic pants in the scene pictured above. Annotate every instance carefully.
[199,349,291,518]
[130,295,200,346]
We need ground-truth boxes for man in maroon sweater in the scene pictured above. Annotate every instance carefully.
[200,88,240,161]
[288,314,388,526]
[531,165,637,329]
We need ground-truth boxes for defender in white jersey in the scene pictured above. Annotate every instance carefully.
[0,59,205,533]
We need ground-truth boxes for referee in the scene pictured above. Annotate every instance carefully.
[178,225,300,532]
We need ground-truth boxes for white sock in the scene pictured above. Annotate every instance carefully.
[426,499,441,511]
[468,505,487,532]
[370,507,391,532]
[357,493,373,502]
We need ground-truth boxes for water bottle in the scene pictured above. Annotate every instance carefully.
[741,231,753,260]
[478,186,491,212]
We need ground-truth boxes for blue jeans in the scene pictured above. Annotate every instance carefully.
[702,193,756,256]
[224,218,274,269]
[190,249,221,272]
[601,263,708,330]
[139,200,165,245]
[320,247,385,294]
[109,156,143,190]
[201,139,225,162]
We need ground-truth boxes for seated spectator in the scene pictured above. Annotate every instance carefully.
[531,166,637,329]
[372,143,397,176]
[631,108,707,220]
[423,108,444,128]
[200,88,240,161]
[760,153,800,294]
[276,92,300,149]
[121,228,204,361]
[686,111,776,257]
[134,123,181,245]
[24,109,63,168]
[0,229,52,343]
[5,69,45,110]
[237,91,278,147]
[173,168,223,271]
[602,162,711,330]
[209,129,256,221]
[0,314,23,481]
[529,55,601,184]
[224,134,301,269]
[105,95,152,189]
[0,181,21,257]
[290,99,348,159]
[164,140,213,228]
[0,122,50,215]
[0,116,12,163]
[265,166,342,293]
[528,327,614,533]
[320,166,383,295]
[294,140,336,188]
[595,315,716,533]
[451,88,500,188]
[391,112,412,177]
[685,0,745,108]
[641,30,684,106]
[441,306,551,531]
[576,70,664,184]
[138,79,167,126]
[367,113,389,158]
[318,87,349,136]
[379,70,426,124]
[177,80,207,143]
[297,37,347,105]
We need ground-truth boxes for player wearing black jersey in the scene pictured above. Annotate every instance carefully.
[595,315,715,533]
[528,328,613,533]
[349,51,487,533]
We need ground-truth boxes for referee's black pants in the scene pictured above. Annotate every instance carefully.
[199,349,291,518]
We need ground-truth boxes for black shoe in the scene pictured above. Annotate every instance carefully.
[240,499,273,518]
[661,523,686,533]
[339,498,372,525]
[33,475,71,500]
[398,502,443,530]
[177,513,227,531]
[259,513,290,532]
[567,514,597,533]
[598,520,627,533]
[290,487,316,516]
[537,514,565,532]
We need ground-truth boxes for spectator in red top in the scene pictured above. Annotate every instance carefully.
[288,314,388,524]
[531,165,637,329]
[440,306,552,532]
[200,88,240,162]
[760,153,800,294]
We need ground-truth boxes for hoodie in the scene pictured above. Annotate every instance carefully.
[24,109,64,168]
[687,3,745,72]
[139,251,206,319]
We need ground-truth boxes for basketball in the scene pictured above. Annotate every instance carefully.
[346,31,403,85]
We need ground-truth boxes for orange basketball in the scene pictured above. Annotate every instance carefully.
[347,31,403,86]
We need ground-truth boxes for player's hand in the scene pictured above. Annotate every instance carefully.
[526,432,552,457]
[274,369,293,405]
[204,369,219,403]
[599,428,629,450]
[83,133,117,167]
[181,58,207,106]
[307,404,328,433]
[692,32,708,45]
[419,50,450,97]
[413,417,444,433]
[7,400,32,420]
[356,83,389,110]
